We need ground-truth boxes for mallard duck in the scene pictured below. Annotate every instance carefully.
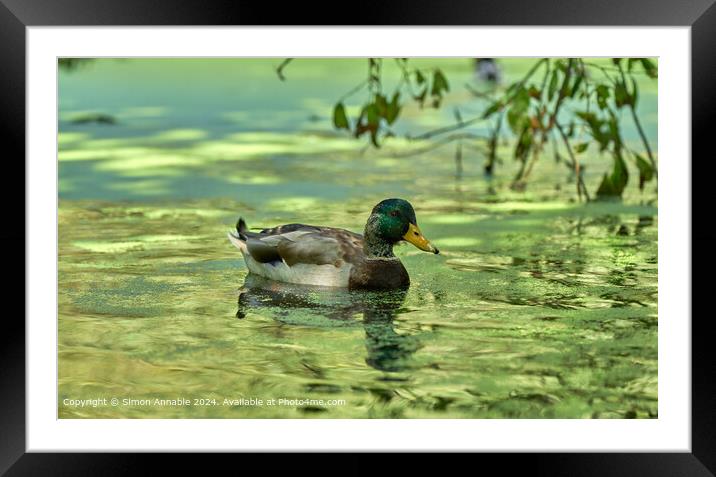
[227,198,439,289]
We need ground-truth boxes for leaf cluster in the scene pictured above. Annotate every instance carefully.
[308,57,657,200]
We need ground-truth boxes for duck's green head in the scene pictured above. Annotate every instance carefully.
[364,198,439,257]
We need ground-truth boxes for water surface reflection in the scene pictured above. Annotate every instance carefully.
[236,275,418,372]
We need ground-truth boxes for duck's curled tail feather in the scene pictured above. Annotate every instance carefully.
[236,218,248,240]
[228,217,249,253]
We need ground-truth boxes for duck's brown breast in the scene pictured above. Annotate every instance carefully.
[348,257,410,290]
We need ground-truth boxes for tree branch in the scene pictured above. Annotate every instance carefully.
[275,58,293,81]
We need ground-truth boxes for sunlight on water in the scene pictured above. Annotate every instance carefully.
[58,58,657,418]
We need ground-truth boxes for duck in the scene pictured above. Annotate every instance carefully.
[227,198,439,290]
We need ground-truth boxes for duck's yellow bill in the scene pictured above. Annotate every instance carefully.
[403,223,439,254]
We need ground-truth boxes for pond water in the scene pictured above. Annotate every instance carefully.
[58,59,657,418]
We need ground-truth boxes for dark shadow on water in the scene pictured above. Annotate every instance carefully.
[236,275,419,372]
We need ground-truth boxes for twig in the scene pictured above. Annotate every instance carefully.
[464,83,494,100]
[513,58,549,94]
[616,62,657,176]
[556,121,590,202]
[275,58,293,81]
[514,59,571,185]
[410,116,487,141]
[455,141,463,180]
[338,80,369,102]
[583,61,653,77]
[484,112,504,176]
[390,133,487,158]
[629,107,657,176]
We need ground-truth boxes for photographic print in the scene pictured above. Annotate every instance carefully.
[57,57,657,419]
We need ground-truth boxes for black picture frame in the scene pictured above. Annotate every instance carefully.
[3,0,713,473]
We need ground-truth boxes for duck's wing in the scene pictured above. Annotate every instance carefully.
[239,223,365,267]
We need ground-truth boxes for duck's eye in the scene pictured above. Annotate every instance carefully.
[390,210,400,217]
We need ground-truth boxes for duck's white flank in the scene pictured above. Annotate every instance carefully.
[228,232,353,287]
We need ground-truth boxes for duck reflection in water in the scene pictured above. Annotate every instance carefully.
[236,275,419,372]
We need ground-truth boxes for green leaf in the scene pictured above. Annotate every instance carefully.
[375,94,388,116]
[614,80,629,108]
[567,122,575,138]
[332,103,349,130]
[630,77,639,107]
[607,112,622,148]
[415,70,425,85]
[576,111,597,122]
[513,127,533,162]
[482,101,503,118]
[634,153,654,190]
[570,75,583,98]
[385,92,401,125]
[548,70,559,101]
[507,112,521,131]
[596,84,610,109]
[431,69,450,97]
[364,103,379,127]
[640,58,658,78]
[354,103,380,140]
[507,87,530,133]
[414,87,427,108]
[596,151,629,199]
[574,142,589,154]
[577,111,609,151]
